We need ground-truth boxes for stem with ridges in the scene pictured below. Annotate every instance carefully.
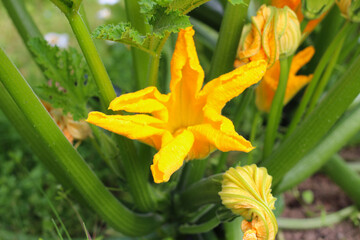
[277,206,356,230]
[0,47,162,236]
[67,12,116,108]
[125,0,151,89]
[1,0,42,44]
[275,102,360,194]
[306,30,348,114]
[323,156,360,208]
[263,58,290,159]
[286,22,351,137]
[207,0,250,80]
[261,54,360,186]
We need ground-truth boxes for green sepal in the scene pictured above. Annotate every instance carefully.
[28,38,98,120]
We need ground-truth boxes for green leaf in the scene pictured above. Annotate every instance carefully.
[92,23,158,55]
[28,38,98,120]
[93,9,191,54]
[227,0,246,5]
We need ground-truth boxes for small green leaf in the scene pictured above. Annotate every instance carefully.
[92,23,158,55]
[28,38,98,120]
[227,0,246,5]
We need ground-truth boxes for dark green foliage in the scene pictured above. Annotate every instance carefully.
[28,38,98,120]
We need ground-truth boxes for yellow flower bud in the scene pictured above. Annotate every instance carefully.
[302,0,335,19]
[237,5,301,68]
[336,0,360,22]
[219,165,278,240]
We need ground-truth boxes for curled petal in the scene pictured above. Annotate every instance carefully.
[87,112,165,148]
[201,60,267,113]
[188,121,254,154]
[151,129,194,183]
[109,87,169,121]
[170,27,204,99]
[219,165,277,240]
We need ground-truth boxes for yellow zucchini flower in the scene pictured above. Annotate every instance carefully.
[236,5,301,68]
[336,0,360,22]
[255,46,315,112]
[219,165,277,240]
[87,27,267,183]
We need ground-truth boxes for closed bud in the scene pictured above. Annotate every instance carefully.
[302,0,335,19]
[237,5,301,68]
[336,0,360,22]
[219,165,278,240]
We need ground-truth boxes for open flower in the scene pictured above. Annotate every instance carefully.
[219,165,277,240]
[255,46,315,112]
[87,27,267,183]
[271,0,327,34]
[236,5,301,68]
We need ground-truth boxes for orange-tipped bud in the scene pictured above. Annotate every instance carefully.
[236,5,301,68]
[336,0,360,22]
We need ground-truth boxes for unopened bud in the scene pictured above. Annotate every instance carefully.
[302,0,335,19]
[237,5,301,68]
[336,0,360,22]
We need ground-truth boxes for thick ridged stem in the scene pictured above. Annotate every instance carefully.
[0,47,162,236]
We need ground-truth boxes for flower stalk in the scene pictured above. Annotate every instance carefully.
[207,0,250,80]
[263,57,290,159]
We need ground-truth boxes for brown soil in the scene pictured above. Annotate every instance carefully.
[280,174,360,240]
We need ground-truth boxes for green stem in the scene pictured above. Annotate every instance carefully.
[276,102,360,194]
[306,31,347,114]
[148,35,170,87]
[178,174,223,212]
[233,88,254,131]
[323,156,360,208]
[207,0,250,80]
[263,58,290,159]
[277,206,356,229]
[261,54,360,186]
[179,217,220,234]
[347,162,360,172]
[0,47,162,236]
[67,12,116,108]
[115,135,158,212]
[124,0,150,89]
[215,152,229,174]
[178,159,208,190]
[1,0,42,43]
[247,111,262,165]
[286,22,351,137]
[224,217,244,240]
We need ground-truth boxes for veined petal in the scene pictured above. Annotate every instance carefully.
[150,129,194,183]
[289,46,315,75]
[201,60,267,113]
[256,46,315,112]
[169,26,204,101]
[109,87,169,121]
[188,122,254,153]
[87,112,166,148]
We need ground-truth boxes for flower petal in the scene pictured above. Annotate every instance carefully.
[170,27,204,98]
[151,129,194,183]
[109,87,169,121]
[201,60,267,113]
[87,112,166,148]
[188,118,254,153]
